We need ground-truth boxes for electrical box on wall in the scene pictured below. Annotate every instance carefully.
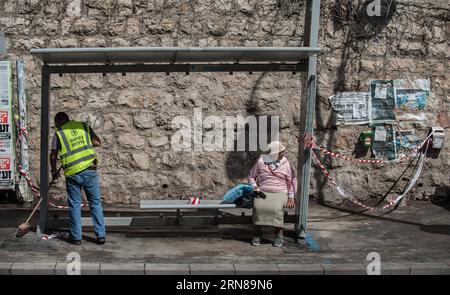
[431,127,445,149]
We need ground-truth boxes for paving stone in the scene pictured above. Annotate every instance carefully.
[54,262,100,275]
[234,264,279,275]
[409,262,450,275]
[190,264,235,275]
[100,263,144,275]
[0,262,12,275]
[277,264,324,275]
[145,263,190,275]
[10,263,56,275]
[322,263,366,275]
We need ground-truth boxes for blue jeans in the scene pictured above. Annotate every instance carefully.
[66,169,106,240]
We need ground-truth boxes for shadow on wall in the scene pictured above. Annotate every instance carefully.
[224,116,280,181]
[224,73,278,181]
[332,0,397,93]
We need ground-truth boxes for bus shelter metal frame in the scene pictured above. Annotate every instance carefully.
[31,0,321,241]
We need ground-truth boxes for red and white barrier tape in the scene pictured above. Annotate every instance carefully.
[302,131,434,165]
[17,165,88,209]
[382,140,430,209]
[310,139,430,210]
[42,231,68,241]
[311,151,376,210]
[187,197,201,205]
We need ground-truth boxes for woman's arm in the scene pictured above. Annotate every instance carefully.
[248,158,261,190]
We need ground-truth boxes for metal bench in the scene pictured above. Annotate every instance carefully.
[45,200,296,234]
[139,200,236,210]
[138,199,239,229]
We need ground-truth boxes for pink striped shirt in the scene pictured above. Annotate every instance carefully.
[248,156,298,198]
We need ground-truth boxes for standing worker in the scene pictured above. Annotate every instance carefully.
[50,112,106,245]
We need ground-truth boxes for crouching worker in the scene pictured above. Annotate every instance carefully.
[248,141,297,247]
[50,112,106,245]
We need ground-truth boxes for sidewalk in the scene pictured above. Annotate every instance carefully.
[1,200,449,275]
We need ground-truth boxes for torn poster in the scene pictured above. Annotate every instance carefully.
[394,79,430,111]
[329,92,370,125]
[395,129,422,158]
[374,126,387,141]
[394,79,430,91]
[0,61,14,190]
[372,125,396,160]
[396,89,428,110]
[371,80,396,122]
[0,61,10,106]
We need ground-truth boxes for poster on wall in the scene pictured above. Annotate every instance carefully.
[329,92,371,125]
[395,129,422,158]
[371,80,396,122]
[0,110,11,140]
[394,78,430,111]
[372,124,396,160]
[0,62,10,106]
[0,157,14,187]
[0,61,15,190]
[0,139,12,154]
[396,89,428,110]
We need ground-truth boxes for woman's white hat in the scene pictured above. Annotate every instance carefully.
[262,141,286,162]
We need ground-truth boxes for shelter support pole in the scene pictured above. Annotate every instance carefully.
[295,0,321,240]
[37,65,51,235]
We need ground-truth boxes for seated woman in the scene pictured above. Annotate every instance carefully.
[248,141,297,247]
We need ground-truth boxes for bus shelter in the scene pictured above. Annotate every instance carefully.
[30,0,321,241]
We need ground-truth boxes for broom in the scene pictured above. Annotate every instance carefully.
[16,167,62,238]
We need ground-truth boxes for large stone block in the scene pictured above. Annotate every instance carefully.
[322,263,366,275]
[118,134,146,149]
[71,18,98,35]
[409,262,450,275]
[190,264,235,275]
[277,264,324,275]
[380,263,410,275]
[234,264,279,275]
[0,262,12,275]
[11,263,56,275]
[100,263,145,275]
[131,152,150,170]
[55,263,100,275]
[145,264,190,275]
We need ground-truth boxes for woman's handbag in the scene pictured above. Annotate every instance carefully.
[235,191,267,209]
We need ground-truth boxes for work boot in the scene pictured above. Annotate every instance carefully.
[66,237,82,245]
[272,234,283,247]
[250,235,262,246]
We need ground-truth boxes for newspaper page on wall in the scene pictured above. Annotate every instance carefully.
[329,92,371,125]
[0,61,15,190]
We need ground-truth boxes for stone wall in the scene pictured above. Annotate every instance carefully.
[0,0,448,205]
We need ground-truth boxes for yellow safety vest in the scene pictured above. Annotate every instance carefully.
[56,121,97,176]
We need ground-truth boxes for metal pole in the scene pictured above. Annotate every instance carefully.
[37,66,51,236]
[16,60,32,203]
[296,0,321,240]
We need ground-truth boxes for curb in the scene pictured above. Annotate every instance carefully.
[1,261,450,275]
